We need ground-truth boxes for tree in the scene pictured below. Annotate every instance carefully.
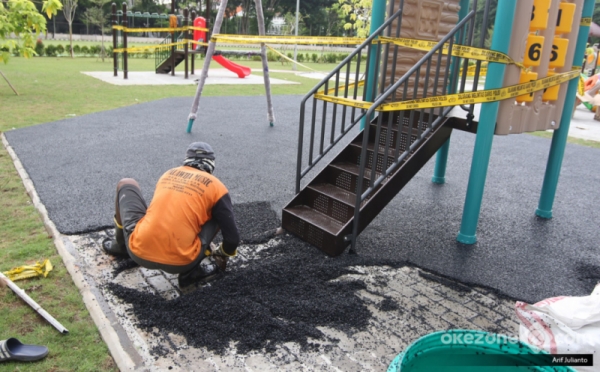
[338,0,371,38]
[83,0,106,61]
[62,0,78,57]
[0,0,62,94]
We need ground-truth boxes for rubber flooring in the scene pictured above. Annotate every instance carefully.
[4,95,600,303]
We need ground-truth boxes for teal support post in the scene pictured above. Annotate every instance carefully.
[432,0,470,184]
[432,141,450,184]
[456,0,517,245]
[536,0,595,219]
[360,0,387,130]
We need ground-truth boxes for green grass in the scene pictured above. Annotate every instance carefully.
[529,130,600,149]
[0,56,342,371]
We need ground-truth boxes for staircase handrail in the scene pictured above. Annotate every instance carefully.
[296,7,405,193]
[348,9,477,251]
[357,10,476,201]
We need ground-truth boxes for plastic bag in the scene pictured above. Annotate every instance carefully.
[516,284,600,372]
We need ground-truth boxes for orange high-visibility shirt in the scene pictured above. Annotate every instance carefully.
[129,166,228,266]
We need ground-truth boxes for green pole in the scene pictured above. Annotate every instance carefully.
[360,0,387,130]
[457,0,518,245]
[432,0,470,184]
[536,0,595,219]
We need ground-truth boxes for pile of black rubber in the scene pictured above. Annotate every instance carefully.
[107,202,403,355]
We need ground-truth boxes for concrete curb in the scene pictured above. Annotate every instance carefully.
[2,133,138,371]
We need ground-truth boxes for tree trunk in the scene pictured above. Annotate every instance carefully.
[101,25,105,62]
[69,23,74,58]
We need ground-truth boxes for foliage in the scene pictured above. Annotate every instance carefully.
[338,0,371,37]
[0,0,62,63]
[45,44,57,56]
[311,53,318,63]
[56,44,65,54]
[73,44,81,53]
[80,45,89,54]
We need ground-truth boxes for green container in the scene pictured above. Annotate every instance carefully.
[387,330,576,372]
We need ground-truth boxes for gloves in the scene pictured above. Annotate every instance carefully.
[211,242,237,258]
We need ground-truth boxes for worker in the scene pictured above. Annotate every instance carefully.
[102,142,240,289]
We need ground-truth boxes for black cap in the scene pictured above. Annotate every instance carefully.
[186,142,215,160]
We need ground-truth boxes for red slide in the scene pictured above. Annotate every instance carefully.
[212,55,252,78]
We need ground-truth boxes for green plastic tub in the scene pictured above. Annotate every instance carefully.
[387,330,576,372]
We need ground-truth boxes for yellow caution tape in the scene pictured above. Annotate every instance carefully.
[3,259,53,282]
[318,80,366,96]
[378,36,525,70]
[314,69,579,112]
[211,34,524,69]
[265,45,317,71]
[113,39,208,53]
[581,18,592,27]
[212,34,365,45]
[112,25,209,33]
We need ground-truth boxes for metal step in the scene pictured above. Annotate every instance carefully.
[156,53,186,74]
[283,115,453,256]
[305,183,355,224]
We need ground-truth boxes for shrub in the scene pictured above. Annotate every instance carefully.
[45,44,57,57]
[73,45,81,54]
[56,44,65,54]
[311,53,318,63]
[81,45,90,55]
[143,49,151,59]
[286,52,293,60]
[12,45,21,57]
[325,53,337,63]
[297,53,304,63]
[251,55,262,62]
[89,45,100,55]
[35,39,44,56]
[267,50,278,62]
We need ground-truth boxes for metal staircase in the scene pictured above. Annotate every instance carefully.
[283,0,482,256]
[155,33,186,74]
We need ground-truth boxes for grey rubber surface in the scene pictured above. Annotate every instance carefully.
[5,95,600,302]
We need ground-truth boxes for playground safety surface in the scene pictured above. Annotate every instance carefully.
[3,95,600,370]
[82,69,300,86]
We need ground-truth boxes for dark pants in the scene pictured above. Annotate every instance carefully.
[115,182,218,274]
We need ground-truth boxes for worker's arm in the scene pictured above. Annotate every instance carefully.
[211,193,239,255]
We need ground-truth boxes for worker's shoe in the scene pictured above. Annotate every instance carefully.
[102,238,129,257]
[177,259,222,289]
[101,224,128,257]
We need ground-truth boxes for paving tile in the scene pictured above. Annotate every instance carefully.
[470,315,504,333]
[441,311,477,330]
[140,267,161,278]
[146,275,176,294]
[463,299,506,322]
[441,300,478,319]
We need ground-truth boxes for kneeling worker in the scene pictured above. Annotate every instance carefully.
[102,142,240,289]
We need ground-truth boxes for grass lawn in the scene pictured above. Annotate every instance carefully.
[0,56,341,371]
[0,56,597,371]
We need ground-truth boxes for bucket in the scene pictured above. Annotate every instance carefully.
[387,330,576,372]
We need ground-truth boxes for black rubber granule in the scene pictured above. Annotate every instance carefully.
[107,202,405,355]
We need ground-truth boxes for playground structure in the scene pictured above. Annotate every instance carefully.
[281,0,593,255]
[111,5,252,80]
[109,0,594,256]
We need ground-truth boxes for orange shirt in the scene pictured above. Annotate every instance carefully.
[129,166,228,266]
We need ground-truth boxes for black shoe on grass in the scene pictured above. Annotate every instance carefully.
[178,260,222,289]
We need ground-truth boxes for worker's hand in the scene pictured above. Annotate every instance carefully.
[212,243,237,258]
